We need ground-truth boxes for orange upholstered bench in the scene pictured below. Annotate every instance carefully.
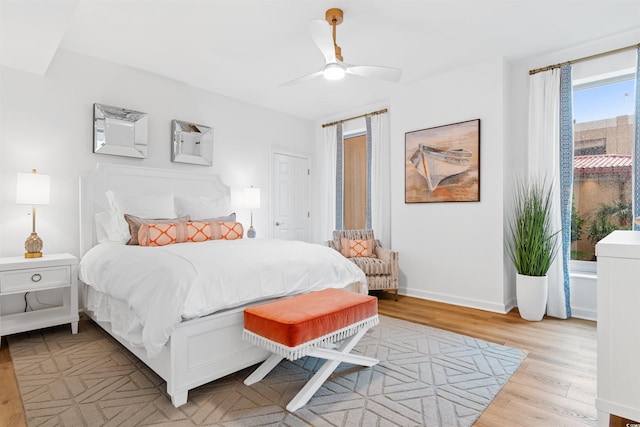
[242,288,379,412]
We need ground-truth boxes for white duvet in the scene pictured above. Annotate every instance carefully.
[79,239,367,358]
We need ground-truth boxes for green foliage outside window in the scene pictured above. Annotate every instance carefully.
[586,199,632,244]
[570,199,584,242]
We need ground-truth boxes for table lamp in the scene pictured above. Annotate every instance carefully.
[244,187,261,238]
[16,169,50,258]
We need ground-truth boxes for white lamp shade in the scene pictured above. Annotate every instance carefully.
[244,187,261,209]
[16,172,50,205]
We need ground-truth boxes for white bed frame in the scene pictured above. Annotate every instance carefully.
[79,163,271,407]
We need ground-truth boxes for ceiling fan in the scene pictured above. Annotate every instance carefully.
[281,8,403,86]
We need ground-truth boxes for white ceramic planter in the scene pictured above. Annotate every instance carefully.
[516,273,548,321]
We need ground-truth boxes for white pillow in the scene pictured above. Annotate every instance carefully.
[174,195,230,219]
[95,211,121,243]
[106,190,176,243]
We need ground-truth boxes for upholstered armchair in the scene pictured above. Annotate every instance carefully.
[328,229,399,301]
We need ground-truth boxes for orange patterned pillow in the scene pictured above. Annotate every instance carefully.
[124,214,190,245]
[212,222,244,240]
[138,221,244,246]
[186,221,212,242]
[340,237,376,258]
[139,223,179,246]
[138,221,214,246]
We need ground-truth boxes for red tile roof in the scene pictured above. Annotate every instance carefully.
[574,154,632,176]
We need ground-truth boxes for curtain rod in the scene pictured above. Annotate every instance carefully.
[529,43,640,75]
[321,108,388,128]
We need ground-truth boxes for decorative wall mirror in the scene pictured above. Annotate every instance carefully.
[171,119,214,166]
[94,103,148,158]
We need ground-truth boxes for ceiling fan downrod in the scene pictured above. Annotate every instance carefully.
[325,8,344,62]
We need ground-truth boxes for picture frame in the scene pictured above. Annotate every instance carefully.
[93,103,148,159]
[171,119,214,166]
[405,119,480,203]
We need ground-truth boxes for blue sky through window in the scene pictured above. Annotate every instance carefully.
[573,79,636,123]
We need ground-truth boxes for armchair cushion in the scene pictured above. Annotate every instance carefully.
[349,257,391,275]
[339,237,377,258]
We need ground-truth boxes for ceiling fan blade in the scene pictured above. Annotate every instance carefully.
[278,70,324,87]
[345,65,403,83]
[308,19,336,63]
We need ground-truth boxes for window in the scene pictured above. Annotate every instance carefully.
[339,117,370,231]
[343,134,367,229]
[571,73,636,262]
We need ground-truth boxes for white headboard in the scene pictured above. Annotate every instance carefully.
[79,163,231,257]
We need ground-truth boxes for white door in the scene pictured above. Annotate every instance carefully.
[272,152,310,241]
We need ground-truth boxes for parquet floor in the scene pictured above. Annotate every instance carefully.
[0,293,634,426]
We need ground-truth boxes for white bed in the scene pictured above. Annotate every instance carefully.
[78,163,366,407]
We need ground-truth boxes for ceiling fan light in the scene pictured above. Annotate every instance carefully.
[323,63,346,80]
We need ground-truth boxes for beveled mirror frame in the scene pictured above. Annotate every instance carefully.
[171,119,214,166]
[93,103,148,158]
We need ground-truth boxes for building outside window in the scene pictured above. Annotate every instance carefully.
[571,76,635,262]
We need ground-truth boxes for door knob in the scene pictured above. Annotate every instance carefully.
[276,222,285,226]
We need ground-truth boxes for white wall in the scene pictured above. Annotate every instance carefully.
[570,273,597,321]
[390,57,510,313]
[0,49,314,259]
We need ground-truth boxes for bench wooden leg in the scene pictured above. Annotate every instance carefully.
[244,323,378,412]
[308,346,378,366]
[243,353,284,386]
[286,326,377,412]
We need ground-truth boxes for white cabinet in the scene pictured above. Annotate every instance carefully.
[0,253,79,344]
[595,231,640,426]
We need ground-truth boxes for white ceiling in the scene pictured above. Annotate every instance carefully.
[2,0,639,121]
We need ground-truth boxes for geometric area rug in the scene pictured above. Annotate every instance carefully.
[9,314,526,427]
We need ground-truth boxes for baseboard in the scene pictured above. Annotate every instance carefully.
[569,307,596,321]
[401,287,514,314]
[397,288,594,321]
[397,288,597,321]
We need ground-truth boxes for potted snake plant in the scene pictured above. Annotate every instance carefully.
[507,176,560,321]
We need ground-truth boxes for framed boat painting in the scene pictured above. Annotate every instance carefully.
[405,119,480,203]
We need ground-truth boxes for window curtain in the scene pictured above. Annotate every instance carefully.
[335,124,344,230]
[365,117,373,230]
[320,112,391,246]
[527,65,572,319]
[558,65,573,319]
[634,47,640,230]
[369,113,391,248]
[316,124,339,242]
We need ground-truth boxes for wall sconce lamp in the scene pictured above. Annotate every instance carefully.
[244,186,261,238]
[16,169,50,258]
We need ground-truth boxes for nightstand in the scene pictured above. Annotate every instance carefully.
[0,253,79,345]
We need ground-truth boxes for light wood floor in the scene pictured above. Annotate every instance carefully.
[0,294,635,426]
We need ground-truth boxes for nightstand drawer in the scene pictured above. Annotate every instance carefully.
[0,266,71,293]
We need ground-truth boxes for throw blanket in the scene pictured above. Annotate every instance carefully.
[79,239,366,357]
